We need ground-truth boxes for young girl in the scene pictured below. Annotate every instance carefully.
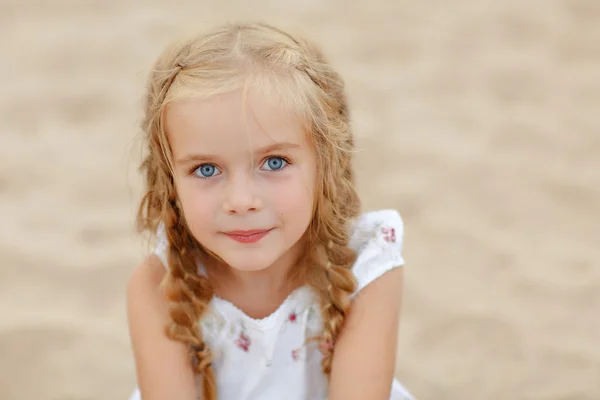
[127,22,415,400]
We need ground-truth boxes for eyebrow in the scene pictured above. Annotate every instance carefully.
[175,142,302,165]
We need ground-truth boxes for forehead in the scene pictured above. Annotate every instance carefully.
[165,89,309,158]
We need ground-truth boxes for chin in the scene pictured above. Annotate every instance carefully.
[219,252,280,272]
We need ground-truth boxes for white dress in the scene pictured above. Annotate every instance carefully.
[130,209,415,400]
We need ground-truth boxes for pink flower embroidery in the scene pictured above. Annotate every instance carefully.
[291,349,300,361]
[382,227,396,243]
[288,312,297,323]
[235,332,251,352]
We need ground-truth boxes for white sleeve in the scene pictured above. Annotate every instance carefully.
[348,209,405,295]
[152,222,169,269]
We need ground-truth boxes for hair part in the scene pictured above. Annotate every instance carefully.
[136,22,360,399]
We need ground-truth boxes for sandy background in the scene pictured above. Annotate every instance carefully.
[1,0,599,399]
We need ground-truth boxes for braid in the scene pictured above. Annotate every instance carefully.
[306,192,359,375]
[163,198,217,400]
[299,37,360,362]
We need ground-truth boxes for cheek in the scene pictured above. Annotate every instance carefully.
[273,172,316,218]
[176,180,215,225]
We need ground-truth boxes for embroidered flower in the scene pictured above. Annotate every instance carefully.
[382,227,396,243]
[235,331,251,352]
[291,349,300,361]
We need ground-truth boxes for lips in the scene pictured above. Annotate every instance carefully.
[223,229,272,244]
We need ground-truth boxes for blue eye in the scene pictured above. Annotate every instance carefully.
[262,157,288,171]
[193,164,221,178]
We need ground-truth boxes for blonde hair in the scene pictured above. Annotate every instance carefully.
[136,22,360,399]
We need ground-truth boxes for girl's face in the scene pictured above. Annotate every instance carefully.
[165,89,317,273]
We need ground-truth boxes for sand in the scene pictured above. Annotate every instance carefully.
[1,0,599,399]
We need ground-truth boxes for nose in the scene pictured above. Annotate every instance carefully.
[222,174,262,214]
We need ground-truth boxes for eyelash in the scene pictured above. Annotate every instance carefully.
[190,155,292,180]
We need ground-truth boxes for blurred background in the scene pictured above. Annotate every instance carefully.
[1,0,599,399]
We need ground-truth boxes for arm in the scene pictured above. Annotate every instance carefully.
[127,254,198,400]
[328,267,404,400]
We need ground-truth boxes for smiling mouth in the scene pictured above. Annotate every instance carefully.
[223,229,273,244]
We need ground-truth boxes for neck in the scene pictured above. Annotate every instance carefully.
[206,237,308,318]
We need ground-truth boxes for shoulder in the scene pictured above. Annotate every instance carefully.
[126,256,199,397]
[349,209,403,246]
[126,254,169,326]
[348,209,405,295]
[127,254,167,295]
[126,255,175,365]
